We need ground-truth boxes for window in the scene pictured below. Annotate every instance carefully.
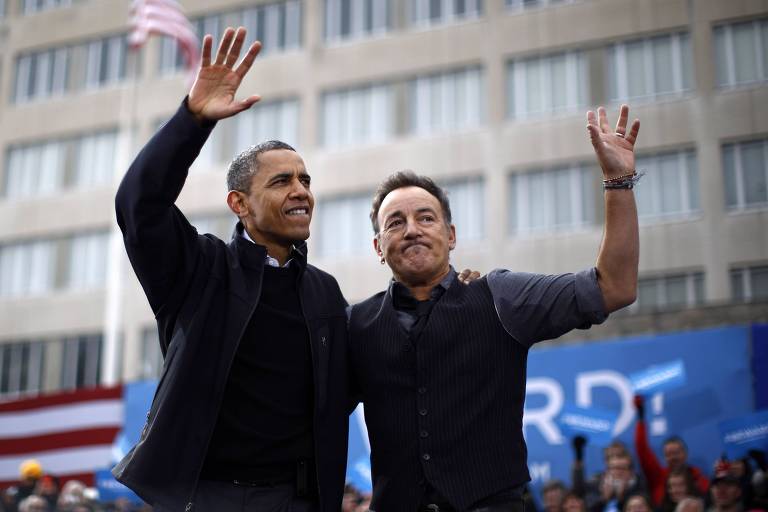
[635,150,699,221]
[0,231,110,298]
[442,177,484,241]
[714,18,768,87]
[21,0,72,14]
[409,0,483,27]
[13,47,69,103]
[0,240,57,297]
[325,0,390,42]
[140,327,162,380]
[159,14,220,74]
[235,98,300,151]
[506,0,576,10]
[408,66,484,136]
[189,214,234,241]
[314,192,373,258]
[322,83,395,149]
[60,334,102,390]
[731,264,768,302]
[723,138,768,211]
[508,164,596,235]
[507,51,587,119]
[0,0,6,18]
[607,32,693,102]
[84,35,127,89]
[633,272,705,313]
[0,341,44,398]
[4,130,118,199]
[67,232,109,291]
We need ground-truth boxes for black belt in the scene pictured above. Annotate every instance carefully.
[213,459,317,497]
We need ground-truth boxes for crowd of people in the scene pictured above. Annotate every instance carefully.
[2,395,766,512]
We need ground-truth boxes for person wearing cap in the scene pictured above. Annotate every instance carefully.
[709,462,744,512]
[11,459,43,508]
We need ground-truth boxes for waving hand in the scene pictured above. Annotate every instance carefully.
[188,27,262,123]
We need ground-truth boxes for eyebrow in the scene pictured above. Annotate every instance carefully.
[384,206,437,222]
[267,171,310,184]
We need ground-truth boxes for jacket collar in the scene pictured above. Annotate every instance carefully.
[229,222,308,273]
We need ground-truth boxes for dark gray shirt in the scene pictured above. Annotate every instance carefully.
[386,266,607,346]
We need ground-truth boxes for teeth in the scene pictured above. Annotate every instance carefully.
[287,208,308,216]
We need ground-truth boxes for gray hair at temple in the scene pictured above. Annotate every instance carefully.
[226,140,296,193]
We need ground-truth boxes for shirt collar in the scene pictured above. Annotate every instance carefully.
[240,225,293,268]
[390,266,456,305]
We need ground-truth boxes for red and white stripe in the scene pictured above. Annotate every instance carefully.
[128,0,200,71]
[0,386,123,487]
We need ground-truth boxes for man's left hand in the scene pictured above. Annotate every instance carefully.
[458,269,481,284]
[587,105,640,180]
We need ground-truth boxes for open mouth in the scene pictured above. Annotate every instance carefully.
[286,207,310,217]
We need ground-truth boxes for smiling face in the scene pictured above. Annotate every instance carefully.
[227,149,313,255]
[374,186,456,287]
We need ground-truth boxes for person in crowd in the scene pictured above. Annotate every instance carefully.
[113,26,350,511]
[746,450,768,510]
[542,480,568,512]
[661,469,703,512]
[32,476,58,511]
[15,496,45,512]
[572,436,639,501]
[348,101,642,510]
[676,497,705,512]
[564,492,589,512]
[623,494,654,512]
[10,460,44,510]
[709,462,744,512]
[587,454,646,512]
[634,395,710,506]
[56,480,86,510]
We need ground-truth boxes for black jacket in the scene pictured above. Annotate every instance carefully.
[112,101,349,511]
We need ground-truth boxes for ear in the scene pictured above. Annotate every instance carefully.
[373,235,383,258]
[448,224,457,251]
[226,190,247,218]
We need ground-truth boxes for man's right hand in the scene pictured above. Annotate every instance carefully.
[188,26,262,123]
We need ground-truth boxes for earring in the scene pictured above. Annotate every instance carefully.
[379,256,385,264]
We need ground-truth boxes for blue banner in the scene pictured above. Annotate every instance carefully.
[558,403,618,445]
[719,409,768,459]
[523,326,753,497]
[629,359,687,394]
[94,469,142,503]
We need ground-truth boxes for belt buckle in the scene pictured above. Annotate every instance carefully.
[426,505,441,512]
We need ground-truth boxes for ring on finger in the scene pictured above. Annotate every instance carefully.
[614,131,625,137]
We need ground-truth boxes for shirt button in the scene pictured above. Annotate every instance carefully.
[418,387,427,394]
[420,430,429,438]
[419,409,428,416]
[422,453,431,461]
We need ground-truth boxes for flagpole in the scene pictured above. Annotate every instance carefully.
[102,41,142,387]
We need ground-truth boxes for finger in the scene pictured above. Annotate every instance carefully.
[220,95,262,119]
[586,110,598,128]
[614,104,629,135]
[201,35,212,68]
[214,27,236,66]
[597,106,611,133]
[624,119,641,145]
[234,41,262,80]
[225,27,246,68]
[458,269,471,284]
[469,271,480,281]
[587,123,601,147]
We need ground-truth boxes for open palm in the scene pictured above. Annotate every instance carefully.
[587,105,640,180]
[188,27,262,122]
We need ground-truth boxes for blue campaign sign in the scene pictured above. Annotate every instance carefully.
[558,403,618,445]
[94,468,142,503]
[523,326,753,497]
[719,409,768,459]
[629,359,687,394]
[112,380,158,461]
[347,405,373,492]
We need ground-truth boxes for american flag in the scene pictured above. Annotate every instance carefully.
[0,386,123,487]
[128,0,200,72]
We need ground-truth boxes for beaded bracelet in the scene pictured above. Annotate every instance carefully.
[603,171,645,190]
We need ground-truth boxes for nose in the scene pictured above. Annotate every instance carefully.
[402,217,422,239]
[288,177,309,199]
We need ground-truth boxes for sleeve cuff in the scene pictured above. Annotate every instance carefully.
[574,267,608,326]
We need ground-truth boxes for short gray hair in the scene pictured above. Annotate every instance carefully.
[226,140,296,193]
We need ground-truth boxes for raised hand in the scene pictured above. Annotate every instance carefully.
[587,105,640,180]
[188,27,262,123]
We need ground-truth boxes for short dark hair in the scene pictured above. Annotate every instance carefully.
[369,170,452,234]
[663,436,688,452]
[226,140,296,193]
